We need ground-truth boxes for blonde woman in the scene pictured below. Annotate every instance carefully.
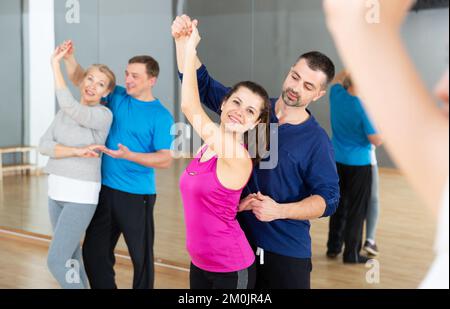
[39,42,115,289]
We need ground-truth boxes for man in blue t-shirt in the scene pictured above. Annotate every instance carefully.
[327,71,382,263]
[64,47,174,289]
[173,15,340,289]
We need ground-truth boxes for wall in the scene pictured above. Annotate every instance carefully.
[24,0,56,167]
[0,0,24,165]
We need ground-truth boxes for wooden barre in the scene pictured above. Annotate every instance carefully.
[0,146,39,182]
[0,146,36,154]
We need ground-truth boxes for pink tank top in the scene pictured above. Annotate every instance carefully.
[179,146,255,273]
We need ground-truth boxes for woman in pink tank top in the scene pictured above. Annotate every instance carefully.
[178,22,271,289]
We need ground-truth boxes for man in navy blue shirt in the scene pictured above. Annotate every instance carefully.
[327,71,382,264]
[173,15,340,289]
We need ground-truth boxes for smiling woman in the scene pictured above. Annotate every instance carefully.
[177,21,272,290]
[82,65,116,104]
[37,42,115,289]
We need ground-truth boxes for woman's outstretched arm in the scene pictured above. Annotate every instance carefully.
[51,45,70,90]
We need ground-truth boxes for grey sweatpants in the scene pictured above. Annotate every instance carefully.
[365,164,380,242]
[47,198,97,289]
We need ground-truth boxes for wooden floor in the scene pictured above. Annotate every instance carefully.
[0,160,438,289]
[0,232,189,289]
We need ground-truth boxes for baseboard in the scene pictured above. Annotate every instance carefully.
[0,226,189,272]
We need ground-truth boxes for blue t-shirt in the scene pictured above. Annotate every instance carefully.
[101,86,174,195]
[329,84,377,166]
[179,65,340,259]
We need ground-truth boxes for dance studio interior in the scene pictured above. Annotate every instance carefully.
[0,0,448,293]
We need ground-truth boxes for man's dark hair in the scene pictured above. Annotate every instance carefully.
[297,51,336,88]
[128,55,160,78]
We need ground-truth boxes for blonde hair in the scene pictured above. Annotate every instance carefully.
[85,64,116,92]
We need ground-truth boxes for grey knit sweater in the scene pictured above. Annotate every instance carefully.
[39,88,113,183]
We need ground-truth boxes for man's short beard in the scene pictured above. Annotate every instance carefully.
[282,90,307,108]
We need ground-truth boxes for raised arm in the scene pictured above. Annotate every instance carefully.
[51,45,70,90]
[51,45,112,132]
[59,40,85,87]
[172,15,202,73]
[172,15,231,114]
[55,88,113,132]
[181,23,250,167]
[324,0,449,212]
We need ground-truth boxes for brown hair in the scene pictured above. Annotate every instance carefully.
[85,64,116,92]
[222,81,271,165]
[128,55,160,78]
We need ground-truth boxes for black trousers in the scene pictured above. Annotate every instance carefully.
[327,163,372,262]
[190,262,256,289]
[255,250,312,289]
[82,185,156,289]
